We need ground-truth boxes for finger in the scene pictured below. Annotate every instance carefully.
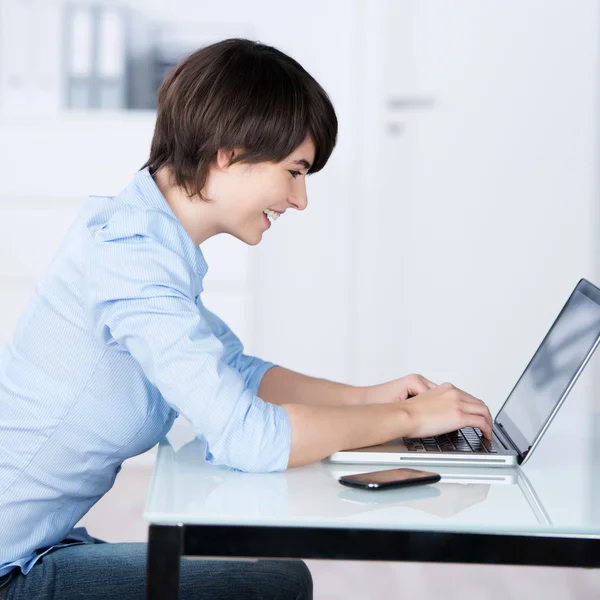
[457,393,494,424]
[404,376,430,396]
[467,415,493,439]
[460,396,493,420]
[460,399,492,420]
[468,399,493,427]
[407,375,437,395]
[460,404,493,438]
[421,376,437,390]
[407,382,430,396]
[458,408,492,438]
[457,390,485,405]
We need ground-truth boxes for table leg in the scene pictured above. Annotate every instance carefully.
[146,524,183,600]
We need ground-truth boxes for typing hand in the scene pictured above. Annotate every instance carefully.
[361,373,437,405]
[397,382,493,440]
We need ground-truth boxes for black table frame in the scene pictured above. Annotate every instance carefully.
[145,523,600,600]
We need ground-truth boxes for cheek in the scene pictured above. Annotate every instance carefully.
[234,168,289,217]
[249,182,286,210]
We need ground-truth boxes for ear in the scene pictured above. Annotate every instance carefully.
[215,148,238,170]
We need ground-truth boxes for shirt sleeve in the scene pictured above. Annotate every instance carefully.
[84,208,291,473]
[198,299,275,396]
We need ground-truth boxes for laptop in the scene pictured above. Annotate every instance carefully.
[328,278,600,468]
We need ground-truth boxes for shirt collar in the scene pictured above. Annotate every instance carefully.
[130,166,177,214]
[128,167,209,279]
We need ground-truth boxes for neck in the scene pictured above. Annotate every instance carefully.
[152,167,221,246]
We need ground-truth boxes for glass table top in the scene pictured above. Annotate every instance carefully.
[144,410,600,538]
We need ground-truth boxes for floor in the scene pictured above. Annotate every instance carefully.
[76,461,600,599]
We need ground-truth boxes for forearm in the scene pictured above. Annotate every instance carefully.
[282,402,408,467]
[258,366,365,407]
[282,381,496,467]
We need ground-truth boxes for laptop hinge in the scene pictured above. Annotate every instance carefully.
[495,421,523,457]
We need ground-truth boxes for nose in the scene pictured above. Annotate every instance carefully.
[288,179,308,211]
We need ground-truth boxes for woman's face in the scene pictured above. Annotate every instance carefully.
[207,136,316,246]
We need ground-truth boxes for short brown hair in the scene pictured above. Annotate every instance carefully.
[143,38,338,199]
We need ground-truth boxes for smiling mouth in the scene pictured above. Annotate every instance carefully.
[263,209,281,224]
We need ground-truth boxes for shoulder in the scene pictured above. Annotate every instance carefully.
[82,195,196,266]
[82,201,203,301]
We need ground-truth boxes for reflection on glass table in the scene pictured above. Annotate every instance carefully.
[145,436,552,534]
[327,462,550,524]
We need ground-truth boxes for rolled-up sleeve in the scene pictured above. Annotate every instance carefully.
[84,209,291,472]
[199,301,275,395]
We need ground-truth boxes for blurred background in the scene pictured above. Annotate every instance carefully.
[2,0,600,597]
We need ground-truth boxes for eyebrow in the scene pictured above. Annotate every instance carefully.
[292,159,312,170]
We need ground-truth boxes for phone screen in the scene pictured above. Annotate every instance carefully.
[339,467,440,490]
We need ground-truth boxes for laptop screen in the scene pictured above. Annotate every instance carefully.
[496,279,600,457]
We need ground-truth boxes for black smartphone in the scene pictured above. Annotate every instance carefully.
[338,467,441,491]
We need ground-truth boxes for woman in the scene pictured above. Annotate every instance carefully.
[0,38,492,599]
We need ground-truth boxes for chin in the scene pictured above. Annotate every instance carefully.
[232,231,262,246]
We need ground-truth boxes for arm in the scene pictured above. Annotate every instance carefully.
[282,383,493,467]
[197,320,483,464]
[198,299,275,395]
[258,366,449,408]
[199,308,365,406]
[85,210,290,473]
[259,367,493,467]
[258,365,364,406]
[199,309,372,407]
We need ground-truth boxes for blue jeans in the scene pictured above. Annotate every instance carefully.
[0,542,312,599]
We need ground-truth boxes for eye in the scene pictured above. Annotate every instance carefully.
[288,170,302,179]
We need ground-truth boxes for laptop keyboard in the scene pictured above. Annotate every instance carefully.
[403,427,497,453]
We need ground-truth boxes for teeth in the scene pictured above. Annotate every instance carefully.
[263,209,280,222]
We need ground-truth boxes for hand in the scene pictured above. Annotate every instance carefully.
[361,373,437,405]
[398,382,493,439]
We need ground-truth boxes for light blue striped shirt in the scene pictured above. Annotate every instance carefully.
[0,167,291,577]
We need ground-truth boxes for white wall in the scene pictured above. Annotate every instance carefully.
[354,1,600,430]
